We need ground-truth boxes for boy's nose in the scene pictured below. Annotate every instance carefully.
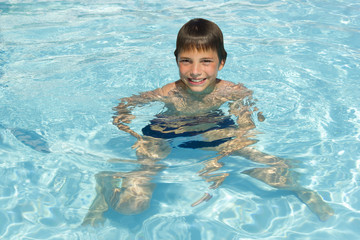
[190,63,201,77]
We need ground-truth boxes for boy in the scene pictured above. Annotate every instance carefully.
[82,18,333,226]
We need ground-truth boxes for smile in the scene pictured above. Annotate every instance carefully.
[188,78,206,85]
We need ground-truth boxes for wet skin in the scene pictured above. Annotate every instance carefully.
[82,49,334,226]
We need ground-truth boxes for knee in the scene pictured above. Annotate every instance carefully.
[109,188,152,215]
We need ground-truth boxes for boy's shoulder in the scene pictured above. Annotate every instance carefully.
[157,82,177,96]
[217,79,235,88]
[217,79,248,91]
[216,79,253,100]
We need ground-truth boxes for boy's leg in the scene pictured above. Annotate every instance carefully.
[82,137,170,226]
[112,136,170,214]
[232,146,290,166]
[82,171,113,226]
[195,130,334,220]
[234,147,334,221]
[108,165,163,214]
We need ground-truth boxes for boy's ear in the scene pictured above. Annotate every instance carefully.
[218,60,225,70]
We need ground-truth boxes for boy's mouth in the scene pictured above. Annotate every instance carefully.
[188,78,206,85]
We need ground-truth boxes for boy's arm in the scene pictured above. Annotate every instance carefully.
[225,84,264,152]
[228,83,264,126]
[203,83,264,155]
[113,89,164,140]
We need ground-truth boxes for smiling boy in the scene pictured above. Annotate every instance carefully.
[167,48,224,95]
[82,18,333,226]
[171,18,226,95]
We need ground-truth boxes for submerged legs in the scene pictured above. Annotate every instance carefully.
[82,168,159,226]
[234,147,334,221]
[82,137,170,226]
[82,136,334,226]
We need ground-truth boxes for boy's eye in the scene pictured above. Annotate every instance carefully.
[179,59,191,64]
[202,59,213,64]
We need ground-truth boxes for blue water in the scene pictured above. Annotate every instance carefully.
[1,0,359,239]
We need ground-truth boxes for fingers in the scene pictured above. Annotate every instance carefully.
[191,193,212,207]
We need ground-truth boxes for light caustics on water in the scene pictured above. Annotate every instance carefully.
[0,1,360,239]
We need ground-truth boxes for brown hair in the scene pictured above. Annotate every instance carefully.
[174,18,227,64]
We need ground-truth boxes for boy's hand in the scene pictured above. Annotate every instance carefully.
[198,157,229,189]
[113,113,135,125]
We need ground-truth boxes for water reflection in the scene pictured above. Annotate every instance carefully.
[83,84,333,225]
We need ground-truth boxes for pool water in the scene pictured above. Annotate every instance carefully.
[1,0,359,239]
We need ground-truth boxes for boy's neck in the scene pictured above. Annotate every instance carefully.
[179,79,221,99]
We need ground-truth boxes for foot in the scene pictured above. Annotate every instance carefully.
[296,188,334,221]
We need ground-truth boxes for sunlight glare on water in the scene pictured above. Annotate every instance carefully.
[1,0,360,239]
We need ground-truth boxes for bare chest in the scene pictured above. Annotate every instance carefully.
[165,95,227,115]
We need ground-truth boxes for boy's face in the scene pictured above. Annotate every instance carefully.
[177,48,224,94]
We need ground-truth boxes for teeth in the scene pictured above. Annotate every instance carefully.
[190,78,204,82]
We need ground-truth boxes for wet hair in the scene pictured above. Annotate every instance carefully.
[174,18,227,64]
